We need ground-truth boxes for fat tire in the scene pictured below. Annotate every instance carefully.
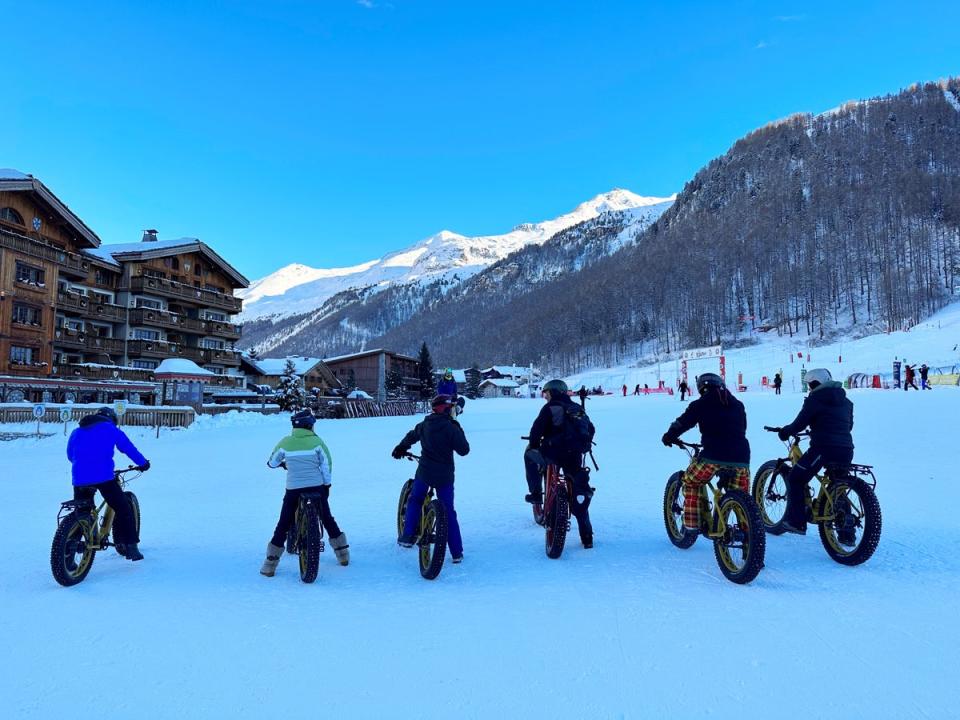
[817,477,882,566]
[397,479,414,538]
[545,486,569,559]
[51,512,96,587]
[712,489,766,585]
[419,499,448,580]
[663,471,697,549]
[752,460,789,535]
[299,503,321,584]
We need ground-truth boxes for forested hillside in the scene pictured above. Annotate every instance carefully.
[375,79,960,371]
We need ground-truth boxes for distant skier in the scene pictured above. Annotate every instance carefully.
[904,364,919,391]
[919,363,931,390]
[634,384,641,396]
[679,379,689,401]
[773,372,782,396]
[622,384,628,397]
[578,385,588,407]
[437,368,458,398]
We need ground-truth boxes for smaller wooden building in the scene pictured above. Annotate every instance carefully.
[323,349,419,400]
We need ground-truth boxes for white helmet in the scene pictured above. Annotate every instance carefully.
[805,368,832,388]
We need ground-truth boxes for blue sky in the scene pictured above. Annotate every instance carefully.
[5,0,959,280]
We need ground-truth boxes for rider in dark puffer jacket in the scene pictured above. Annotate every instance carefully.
[777,368,854,538]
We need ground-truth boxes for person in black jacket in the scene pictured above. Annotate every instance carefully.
[661,373,750,535]
[524,379,595,548]
[393,394,470,562]
[775,368,854,539]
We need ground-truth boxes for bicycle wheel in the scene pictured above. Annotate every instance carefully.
[713,489,766,585]
[113,491,142,554]
[752,460,789,535]
[545,486,569,559]
[419,499,448,580]
[663,471,697,549]
[397,479,414,537]
[298,503,321,583]
[51,512,97,587]
[817,476,882,566]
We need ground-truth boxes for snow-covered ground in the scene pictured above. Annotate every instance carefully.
[2,391,957,718]
[568,301,960,394]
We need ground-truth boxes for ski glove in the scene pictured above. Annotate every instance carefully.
[391,445,406,460]
[136,461,151,472]
[661,433,674,448]
[777,428,790,441]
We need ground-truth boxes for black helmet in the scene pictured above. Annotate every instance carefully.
[542,379,568,397]
[695,373,724,394]
[96,407,118,425]
[291,408,316,429]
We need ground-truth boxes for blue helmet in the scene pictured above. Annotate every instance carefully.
[291,409,316,429]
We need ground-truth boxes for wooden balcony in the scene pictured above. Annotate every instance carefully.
[51,364,155,383]
[129,308,242,340]
[125,276,242,313]
[53,328,124,354]
[0,227,89,274]
[126,339,241,367]
[57,292,126,322]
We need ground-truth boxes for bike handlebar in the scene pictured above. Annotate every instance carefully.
[404,452,420,461]
[671,439,702,451]
[763,426,809,438]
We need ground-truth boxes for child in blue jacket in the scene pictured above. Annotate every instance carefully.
[66,407,150,560]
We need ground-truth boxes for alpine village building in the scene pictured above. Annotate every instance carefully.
[0,169,248,404]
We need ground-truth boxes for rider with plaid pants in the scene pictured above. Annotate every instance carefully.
[661,373,751,534]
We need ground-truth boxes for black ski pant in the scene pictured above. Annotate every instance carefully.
[524,448,593,542]
[74,481,139,544]
[271,485,342,547]
[784,447,854,527]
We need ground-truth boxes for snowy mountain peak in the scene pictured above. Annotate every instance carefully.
[239,188,675,321]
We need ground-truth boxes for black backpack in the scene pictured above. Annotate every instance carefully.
[561,403,596,454]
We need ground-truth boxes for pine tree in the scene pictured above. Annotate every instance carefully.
[276,359,308,411]
[465,365,482,399]
[385,368,405,399]
[417,341,435,399]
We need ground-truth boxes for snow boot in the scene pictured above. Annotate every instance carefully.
[116,543,144,561]
[260,543,284,577]
[330,533,350,566]
[452,554,463,564]
[525,492,543,505]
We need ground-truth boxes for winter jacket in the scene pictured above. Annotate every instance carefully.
[437,378,458,397]
[528,393,589,460]
[781,381,854,451]
[397,412,469,487]
[664,389,750,466]
[66,414,148,487]
[267,428,333,490]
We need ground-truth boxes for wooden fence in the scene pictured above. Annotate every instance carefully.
[0,405,195,428]
[317,399,428,419]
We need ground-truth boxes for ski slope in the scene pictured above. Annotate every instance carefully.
[568,301,960,395]
[1,391,956,718]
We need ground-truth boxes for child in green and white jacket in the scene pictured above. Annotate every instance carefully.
[260,409,349,576]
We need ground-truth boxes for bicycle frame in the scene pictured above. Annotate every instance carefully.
[57,469,137,549]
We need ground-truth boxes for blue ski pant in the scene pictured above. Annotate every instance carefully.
[402,479,463,558]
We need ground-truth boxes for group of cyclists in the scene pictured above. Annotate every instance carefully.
[63,365,855,578]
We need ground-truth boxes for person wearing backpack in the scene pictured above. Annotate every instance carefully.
[661,373,750,537]
[523,379,596,548]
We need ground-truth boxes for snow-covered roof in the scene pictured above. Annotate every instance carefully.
[323,348,418,364]
[154,358,215,377]
[479,378,519,388]
[483,366,538,377]
[346,389,373,399]
[254,356,325,376]
[84,237,249,287]
[0,169,29,180]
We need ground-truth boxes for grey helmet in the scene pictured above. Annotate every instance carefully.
[805,368,832,389]
[541,379,569,397]
[695,373,725,394]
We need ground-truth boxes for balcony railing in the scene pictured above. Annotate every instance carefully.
[128,308,242,339]
[0,228,89,273]
[51,364,155,383]
[125,276,242,313]
[57,292,126,322]
[126,339,241,367]
[53,328,124,354]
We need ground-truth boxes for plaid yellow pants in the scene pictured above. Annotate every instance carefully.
[681,460,750,530]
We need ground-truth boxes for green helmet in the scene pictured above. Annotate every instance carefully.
[542,379,568,397]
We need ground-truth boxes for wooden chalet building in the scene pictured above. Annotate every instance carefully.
[241,355,341,395]
[323,349,419,400]
[0,169,248,403]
